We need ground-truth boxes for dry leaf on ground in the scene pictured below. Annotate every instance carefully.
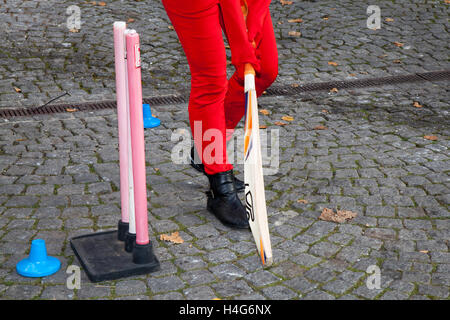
[259,125,267,129]
[274,121,287,126]
[297,199,308,204]
[328,61,338,66]
[291,83,300,87]
[419,250,429,254]
[288,18,303,23]
[288,31,301,37]
[393,41,404,47]
[66,108,77,112]
[281,115,294,122]
[69,28,80,33]
[319,208,357,223]
[259,109,270,115]
[330,87,338,93]
[127,18,135,23]
[14,87,22,93]
[280,0,293,5]
[413,101,423,108]
[385,18,394,22]
[314,125,328,130]
[160,231,184,244]
[424,135,438,141]
[98,1,106,6]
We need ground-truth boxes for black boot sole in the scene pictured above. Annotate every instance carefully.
[206,192,249,229]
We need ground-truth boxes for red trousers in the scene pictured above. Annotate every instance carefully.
[162,0,278,174]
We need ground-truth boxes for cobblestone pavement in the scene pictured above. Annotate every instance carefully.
[0,0,449,300]
[0,0,448,108]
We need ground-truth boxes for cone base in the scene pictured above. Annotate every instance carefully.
[70,230,160,283]
[16,256,61,278]
[143,117,161,128]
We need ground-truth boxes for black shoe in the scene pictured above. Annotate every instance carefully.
[190,146,245,192]
[206,170,249,229]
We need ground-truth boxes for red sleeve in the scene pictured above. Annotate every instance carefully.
[219,0,260,72]
[245,0,271,45]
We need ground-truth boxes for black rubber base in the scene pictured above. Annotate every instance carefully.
[70,230,160,283]
[117,220,129,241]
[125,231,136,253]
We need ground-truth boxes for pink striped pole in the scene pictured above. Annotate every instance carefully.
[125,30,150,248]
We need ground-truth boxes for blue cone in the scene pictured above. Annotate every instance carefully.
[16,239,61,278]
[143,104,160,128]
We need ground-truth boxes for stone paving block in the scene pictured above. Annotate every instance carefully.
[115,280,148,296]
[148,275,185,294]
[212,280,254,298]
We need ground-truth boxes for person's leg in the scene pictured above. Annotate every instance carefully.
[162,1,249,229]
[162,2,232,175]
[224,10,278,131]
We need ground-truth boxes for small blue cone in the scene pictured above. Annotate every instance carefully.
[143,103,160,128]
[16,239,61,278]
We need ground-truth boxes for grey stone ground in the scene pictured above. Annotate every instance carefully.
[0,0,449,300]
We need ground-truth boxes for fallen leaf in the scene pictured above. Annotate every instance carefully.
[378,54,388,58]
[393,59,402,64]
[413,101,423,108]
[274,121,287,126]
[65,107,77,112]
[419,250,429,254]
[319,208,357,223]
[349,73,356,77]
[168,25,174,30]
[69,28,80,33]
[98,1,106,6]
[280,0,293,5]
[322,15,329,20]
[330,87,338,93]
[262,90,267,95]
[446,0,450,3]
[259,125,267,129]
[277,21,284,25]
[424,135,437,141]
[90,1,97,5]
[288,31,301,37]
[15,138,27,142]
[14,87,22,93]
[328,61,338,66]
[321,109,329,113]
[314,125,327,130]
[281,115,294,122]
[160,231,184,244]
[291,83,300,88]
[297,199,308,204]
[288,18,303,23]
[393,41,404,47]
[385,18,394,22]
[127,18,135,23]
[259,109,270,115]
